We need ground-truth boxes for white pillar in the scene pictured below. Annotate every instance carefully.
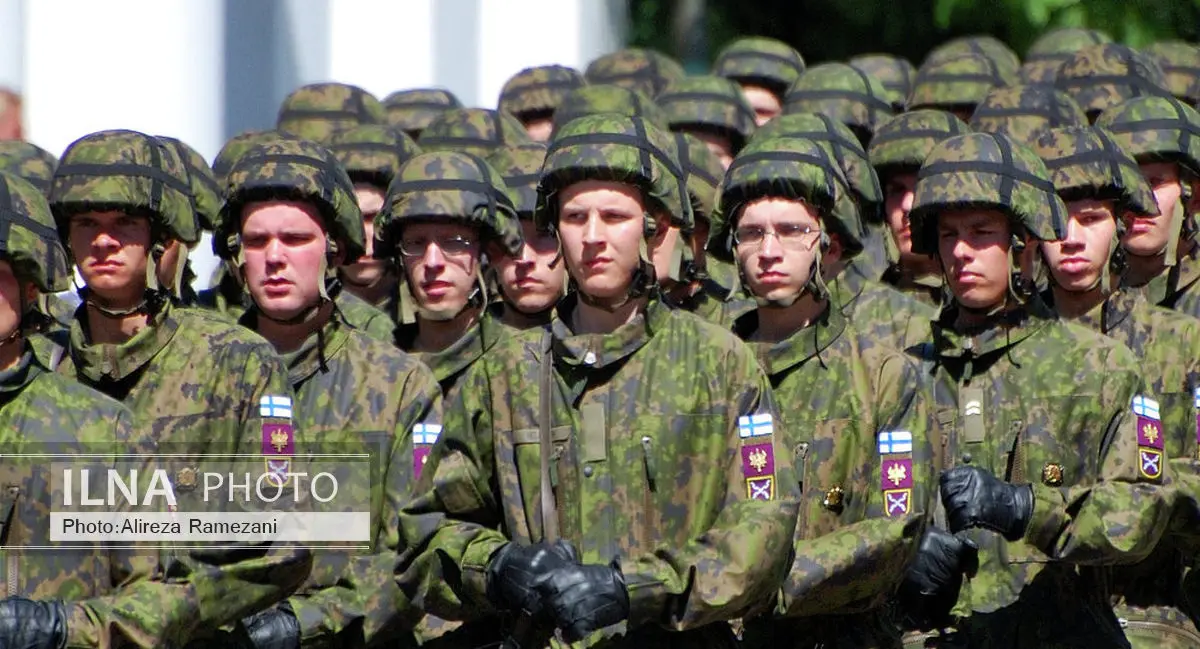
[0,0,24,93]
[328,0,435,100]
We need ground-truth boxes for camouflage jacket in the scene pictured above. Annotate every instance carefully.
[335,290,395,343]
[194,269,251,322]
[735,305,936,649]
[880,266,945,309]
[1144,244,1200,321]
[397,310,508,400]
[911,299,1165,648]
[662,282,753,330]
[56,302,312,643]
[705,258,742,300]
[399,297,799,649]
[832,267,935,353]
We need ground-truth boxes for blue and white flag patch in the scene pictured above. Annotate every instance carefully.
[259,395,293,419]
[878,431,914,454]
[412,423,443,445]
[1193,387,1199,410]
[738,414,774,438]
[1132,395,1160,421]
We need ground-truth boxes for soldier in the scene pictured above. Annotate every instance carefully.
[383,88,463,140]
[657,75,757,169]
[486,142,568,330]
[905,131,1157,648]
[969,84,1090,146]
[201,137,443,649]
[908,53,1013,122]
[328,124,424,332]
[783,62,894,147]
[714,135,940,648]
[584,48,686,99]
[418,108,534,158]
[1097,96,1200,318]
[1055,43,1172,122]
[1143,41,1200,106]
[551,84,670,136]
[1032,124,1200,646]
[848,53,918,113]
[925,35,1022,79]
[374,150,524,398]
[47,129,311,635]
[276,82,386,143]
[498,64,587,142]
[1020,27,1113,86]
[157,136,221,306]
[398,113,796,649]
[712,36,806,125]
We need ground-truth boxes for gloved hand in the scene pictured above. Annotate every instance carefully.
[536,562,630,642]
[232,604,300,649]
[940,465,1033,541]
[898,527,978,631]
[486,540,580,616]
[0,597,67,649]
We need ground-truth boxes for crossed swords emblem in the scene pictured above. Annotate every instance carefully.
[886,490,909,514]
[749,478,773,500]
[1141,451,1161,476]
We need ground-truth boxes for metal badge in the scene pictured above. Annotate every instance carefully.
[1041,463,1064,487]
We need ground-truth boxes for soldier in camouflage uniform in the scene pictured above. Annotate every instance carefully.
[849,53,918,112]
[1055,44,1173,122]
[499,65,587,142]
[1144,41,1200,106]
[398,112,796,649]
[584,48,686,99]
[375,150,524,398]
[908,53,1014,122]
[712,36,806,126]
[157,136,221,306]
[486,142,568,330]
[969,84,1090,146]
[1020,27,1113,86]
[328,124,424,335]
[1031,124,1200,647]
[383,88,463,140]
[925,35,1022,80]
[276,82,386,143]
[714,135,941,648]
[1098,96,1200,319]
[198,136,443,649]
[47,129,312,643]
[551,84,669,136]
[657,75,757,169]
[418,108,534,158]
[783,62,894,147]
[906,131,1161,648]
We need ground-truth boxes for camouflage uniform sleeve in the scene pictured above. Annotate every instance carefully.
[618,345,799,631]
[288,363,444,646]
[778,352,936,617]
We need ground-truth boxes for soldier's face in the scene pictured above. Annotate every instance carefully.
[557,180,648,301]
[342,184,388,288]
[0,261,27,341]
[884,171,918,259]
[936,208,1013,310]
[1042,199,1117,292]
[68,210,151,308]
[240,201,332,320]
[735,197,825,302]
[399,222,481,317]
[522,116,554,142]
[740,85,783,126]
[496,220,565,314]
[1123,161,1181,257]
[687,130,735,170]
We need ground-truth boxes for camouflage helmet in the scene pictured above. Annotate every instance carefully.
[1027,27,1113,64]
[925,35,1022,79]
[0,141,57,196]
[276,82,385,143]
[713,134,863,261]
[1017,59,1068,86]
[783,63,894,144]
[869,110,972,176]
[672,132,724,224]
[848,53,918,111]
[327,124,422,191]
[551,85,669,135]
[1055,44,1171,120]
[382,88,463,138]
[1095,95,1200,176]
[755,112,884,225]
[486,142,549,219]
[375,150,524,258]
[657,76,757,153]
[50,129,199,246]
[213,130,290,186]
[498,65,586,120]
[909,132,1068,255]
[584,48,686,99]
[417,108,533,157]
[1143,41,1200,104]
[536,114,691,233]
[216,137,365,262]
[157,136,221,233]
[908,53,1014,113]
[969,84,1089,145]
[1030,125,1157,216]
[0,171,71,293]
[712,37,806,97]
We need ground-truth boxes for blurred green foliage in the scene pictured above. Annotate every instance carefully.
[628,0,1200,67]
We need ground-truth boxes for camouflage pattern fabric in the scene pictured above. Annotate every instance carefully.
[550,85,670,136]
[1031,125,1158,217]
[925,34,1022,79]
[712,36,806,97]
[382,88,463,139]
[0,172,72,293]
[0,141,57,196]
[870,110,972,175]
[398,296,798,649]
[396,310,509,401]
[487,142,549,218]
[336,289,395,342]
[783,63,894,144]
[417,108,534,157]
[908,53,1014,113]
[672,133,724,227]
[969,84,1090,146]
[849,53,918,111]
[1017,58,1069,86]
[194,268,252,322]
[657,75,757,152]
[671,131,745,307]
[212,130,289,187]
[158,136,221,233]
[584,48,686,99]
[1055,44,1172,120]
[498,65,586,119]
[1026,27,1113,65]
[1143,41,1200,104]
[276,82,385,143]
[328,124,422,191]
[830,270,937,353]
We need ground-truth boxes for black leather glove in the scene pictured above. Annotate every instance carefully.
[536,562,630,642]
[233,604,300,649]
[899,527,978,631]
[0,597,67,649]
[486,540,580,616]
[940,465,1033,541]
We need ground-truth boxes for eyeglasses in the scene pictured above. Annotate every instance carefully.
[733,224,820,248]
[398,236,477,258]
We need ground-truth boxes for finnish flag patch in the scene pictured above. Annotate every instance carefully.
[412,423,443,446]
[878,431,913,454]
[259,395,293,419]
[738,414,774,438]
[1132,395,1160,421]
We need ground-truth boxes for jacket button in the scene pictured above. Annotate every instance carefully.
[583,465,594,477]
